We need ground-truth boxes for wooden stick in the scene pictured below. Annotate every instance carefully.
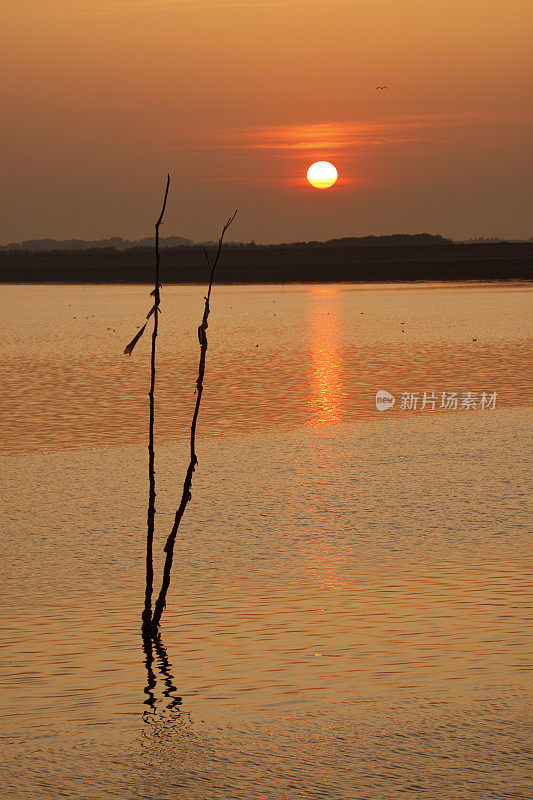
[142,174,170,632]
[151,210,237,632]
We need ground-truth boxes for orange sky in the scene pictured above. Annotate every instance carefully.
[1,0,532,243]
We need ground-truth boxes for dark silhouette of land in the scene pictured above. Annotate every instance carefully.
[0,233,450,251]
[1,237,532,284]
[0,235,193,251]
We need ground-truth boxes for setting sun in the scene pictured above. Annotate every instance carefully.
[307,161,338,189]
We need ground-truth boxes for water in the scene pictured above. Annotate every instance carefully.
[1,282,531,798]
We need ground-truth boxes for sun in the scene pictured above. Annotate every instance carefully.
[307,161,338,189]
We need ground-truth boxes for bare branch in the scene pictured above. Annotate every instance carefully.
[142,173,171,633]
[124,323,147,356]
[151,209,237,631]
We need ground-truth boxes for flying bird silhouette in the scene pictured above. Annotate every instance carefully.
[376,86,389,90]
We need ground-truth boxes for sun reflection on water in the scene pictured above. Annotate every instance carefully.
[307,287,347,426]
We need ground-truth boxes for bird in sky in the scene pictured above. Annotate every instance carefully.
[376,86,389,90]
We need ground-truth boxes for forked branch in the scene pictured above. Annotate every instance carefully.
[151,209,237,631]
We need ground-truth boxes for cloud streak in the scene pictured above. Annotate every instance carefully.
[46,0,388,10]
[148,113,506,156]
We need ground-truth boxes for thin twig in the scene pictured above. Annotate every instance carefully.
[142,174,170,632]
[151,209,237,631]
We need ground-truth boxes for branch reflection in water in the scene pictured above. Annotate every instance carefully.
[141,632,189,732]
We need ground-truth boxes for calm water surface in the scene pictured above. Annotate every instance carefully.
[1,282,532,799]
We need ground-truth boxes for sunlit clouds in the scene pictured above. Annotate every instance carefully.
[150,114,500,154]
[143,112,514,193]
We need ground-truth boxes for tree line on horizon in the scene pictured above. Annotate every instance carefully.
[0,232,456,252]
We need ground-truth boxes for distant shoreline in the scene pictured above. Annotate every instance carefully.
[1,242,532,284]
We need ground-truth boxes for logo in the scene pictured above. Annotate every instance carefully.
[374,389,497,412]
[375,390,396,411]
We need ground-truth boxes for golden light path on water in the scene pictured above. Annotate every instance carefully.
[308,286,346,426]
